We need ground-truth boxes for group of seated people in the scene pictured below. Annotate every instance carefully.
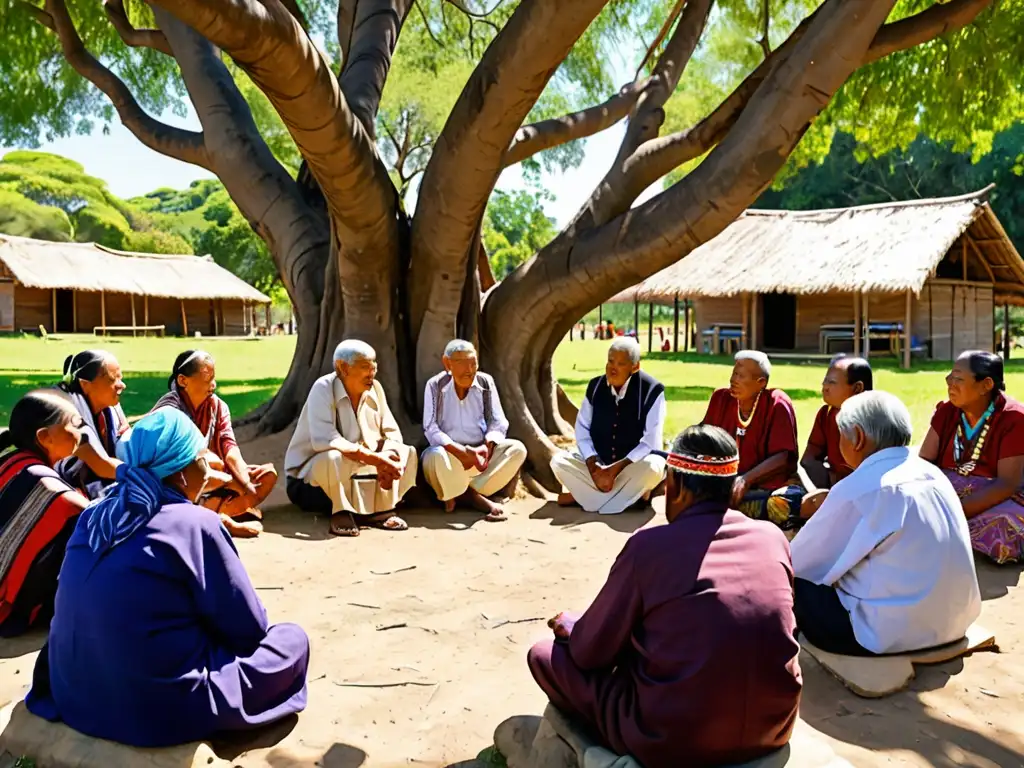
[529,385,985,765]
[0,333,1022,758]
[552,337,1024,567]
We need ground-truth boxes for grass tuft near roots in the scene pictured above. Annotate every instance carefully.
[476,746,508,767]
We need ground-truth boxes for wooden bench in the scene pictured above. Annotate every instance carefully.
[701,323,743,355]
[93,325,165,337]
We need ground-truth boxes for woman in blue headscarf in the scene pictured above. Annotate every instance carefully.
[27,409,310,748]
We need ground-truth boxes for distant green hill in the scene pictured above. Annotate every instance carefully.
[0,151,277,295]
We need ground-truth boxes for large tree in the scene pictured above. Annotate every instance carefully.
[4,0,1015,488]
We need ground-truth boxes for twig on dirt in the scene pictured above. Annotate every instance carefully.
[348,602,381,609]
[310,673,327,683]
[480,612,491,620]
[491,617,545,629]
[255,586,284,590]
[371,566,417,575]
[426,682,442,707]
[527,538,546,545]
[467,586,485,593]
[413,625,440,635]
[392,665,421,672]
[334,680,437,688]
[376,622,408,631]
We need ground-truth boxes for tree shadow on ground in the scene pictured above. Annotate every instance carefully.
[800,651,1024,767]
[263,742,369,767]
[212,714,299,760]
[529,501,654,532]
[259,503,332,542]
[975,558,1023,601]
[0,628,46,660]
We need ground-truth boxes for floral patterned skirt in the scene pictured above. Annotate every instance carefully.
[738,483,806,530]
[943,469,1024,565]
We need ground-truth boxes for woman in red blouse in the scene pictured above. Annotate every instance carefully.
[920,351,1024,564]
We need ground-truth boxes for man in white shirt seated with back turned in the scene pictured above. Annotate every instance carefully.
[791,390,981,656]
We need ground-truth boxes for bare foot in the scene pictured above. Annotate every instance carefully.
[221,514,263,538]
[460,489,507,522]
[443,498,457,513]
[557,492,578,507]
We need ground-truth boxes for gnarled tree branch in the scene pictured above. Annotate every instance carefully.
[444,0,504,19]
[149,0,395,245]
[611,0,993,205]
[864,0,992,64]
[34,0,210,169]
[408,0,613,394]
[102,0,172,56]
[503,79,651,168]
[339,0,416,137]
[758,0,771,58]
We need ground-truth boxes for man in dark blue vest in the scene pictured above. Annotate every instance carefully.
[552,338,667,514]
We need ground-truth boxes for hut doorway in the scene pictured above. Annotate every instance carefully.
[55,289,75,332]
[761,292,797,350]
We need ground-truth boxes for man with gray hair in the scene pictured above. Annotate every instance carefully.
[284,339,417,536]
[791,391,981,656]
[552,338,666,514]
[421,339,526,521]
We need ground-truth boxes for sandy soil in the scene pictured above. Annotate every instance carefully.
[1,429,1023,768]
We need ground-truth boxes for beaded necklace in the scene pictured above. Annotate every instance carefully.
[953,399,996,477]
[736,390,762,438]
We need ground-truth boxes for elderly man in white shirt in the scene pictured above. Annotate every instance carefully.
[551,338,667,515]
[421,339,526,522]
[284,340,417,537]
[791,390,981,656]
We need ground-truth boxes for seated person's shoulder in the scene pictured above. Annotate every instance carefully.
[768,388,796,407]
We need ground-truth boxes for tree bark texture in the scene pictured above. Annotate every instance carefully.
[33,0,996,489]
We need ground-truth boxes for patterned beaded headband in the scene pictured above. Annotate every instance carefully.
[657,450,740,477]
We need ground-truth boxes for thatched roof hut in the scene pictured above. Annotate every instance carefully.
[612,188,1023,366]
[631,186,1024,304]
[0,234,270,336]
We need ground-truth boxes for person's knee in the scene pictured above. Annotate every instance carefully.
[421,446,448,470]
[505,439,527,459]
[527,639,554,675]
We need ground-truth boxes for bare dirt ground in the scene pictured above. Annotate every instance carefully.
[1,429,1023,768]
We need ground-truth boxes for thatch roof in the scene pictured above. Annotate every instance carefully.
[0,234,270,303]
[624,187,1024,305]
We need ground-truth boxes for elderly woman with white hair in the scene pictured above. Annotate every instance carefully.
[421,339,526,522]
[701,350,803,529]
[791,391,981,656]
[552,338,666,515]
[284,340,417,536]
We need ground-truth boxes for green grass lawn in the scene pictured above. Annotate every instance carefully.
[0,334,296,424]
[554,340,1024,445]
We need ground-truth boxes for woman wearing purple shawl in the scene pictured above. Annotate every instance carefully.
[27,409,309,748]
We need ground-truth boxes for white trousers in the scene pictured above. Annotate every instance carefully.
[422,439,527,501]
[550,452,665,515]
[297,444,418,514]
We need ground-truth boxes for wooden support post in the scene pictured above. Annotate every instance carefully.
[673,295,680,353]
[144,295,149,327]
[962,238,968,282]
[741,293,750,349]
[853,292,861,356]
[51,288,57,333]
[100,290,106,334]
[180,299,188,337]
[751,295,759,350]
[212,300,219,336]
[903,290,912,370]
[1004,304,1011,359]
[131,294,137,337]
[862,293,870,359]
[684,299,690,352]
[950,286,956,361]
[72,290,77,333]
[633,298,639,336]
[647,302,654,353]
[713,326,720,357]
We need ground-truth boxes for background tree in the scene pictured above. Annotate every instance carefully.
[483,189,557,280]
[3,0,1014,488]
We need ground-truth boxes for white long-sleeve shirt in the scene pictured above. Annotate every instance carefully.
[575,376,666,465]
[791,446,981,654]
[422,372,509,448]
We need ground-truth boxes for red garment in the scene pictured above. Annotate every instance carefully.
[702,388,798,490]
[806,405,853,484]
[931,394,1024,479]
[528,501,802,767]
[0,451,83,634]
